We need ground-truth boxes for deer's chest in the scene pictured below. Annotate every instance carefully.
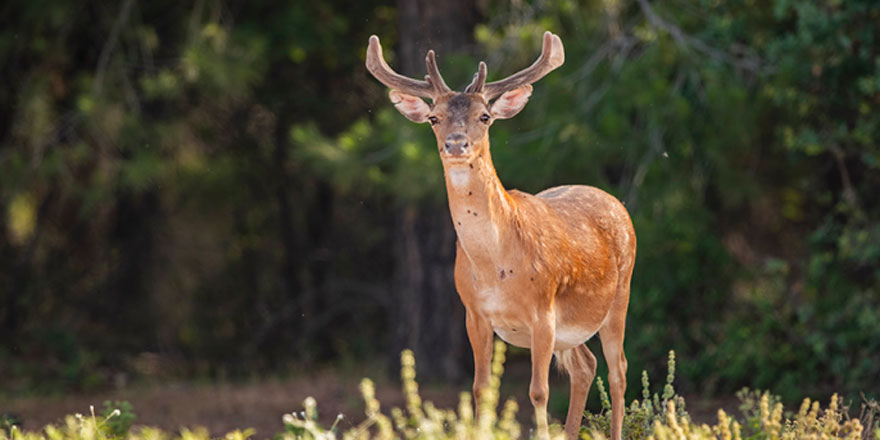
[473,286,532,348]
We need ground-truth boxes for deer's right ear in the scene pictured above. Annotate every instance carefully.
[389,90,431,123]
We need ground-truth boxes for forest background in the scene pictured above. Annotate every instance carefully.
[1,0,878,414]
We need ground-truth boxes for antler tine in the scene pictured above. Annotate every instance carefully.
[465,61,487,93]
[482,31,565,100]
[365,35,435,98]
[425,50,452,94]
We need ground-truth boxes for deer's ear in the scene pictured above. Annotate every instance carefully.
[389,90,431,123]
[489,85,532,119]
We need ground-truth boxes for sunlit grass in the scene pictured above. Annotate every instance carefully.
[2,344,877,440]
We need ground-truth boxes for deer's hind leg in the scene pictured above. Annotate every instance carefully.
[599,269,632,440]
[555,344,598,440]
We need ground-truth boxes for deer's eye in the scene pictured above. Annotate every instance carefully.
[428,116,439,125]
[479,113,491,124]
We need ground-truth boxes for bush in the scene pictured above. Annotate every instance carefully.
[2,347,876,440]
[583,351,689,439]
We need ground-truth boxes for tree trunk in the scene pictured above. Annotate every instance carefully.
[391,205,468,381]
[397,0,479,80]
[390,0,479,382]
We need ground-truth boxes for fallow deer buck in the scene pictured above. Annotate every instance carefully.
[366,31,636,440]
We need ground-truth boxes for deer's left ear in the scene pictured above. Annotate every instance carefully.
[489,84,533,119]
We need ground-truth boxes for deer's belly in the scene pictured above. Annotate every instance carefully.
[553,324,597,350]
[493,324,532,348]
[480,287,598,350]
[492,322,597,351]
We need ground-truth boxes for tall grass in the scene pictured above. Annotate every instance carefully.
[2,343,877,440]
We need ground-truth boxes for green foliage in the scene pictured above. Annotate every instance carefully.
[0,0,397,389]
[584,351,689,439]
[0,411,254,440]
[1,414,22,438]
[642,392,867,440]
[276,396,342,440]
[3,350,875,440]
[100,402,135,439]
[862,398,880,440]
[278,342,527,439]
[2,0,879,406]
[1,404,143,440]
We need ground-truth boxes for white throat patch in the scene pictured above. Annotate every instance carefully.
[447,167,471,189]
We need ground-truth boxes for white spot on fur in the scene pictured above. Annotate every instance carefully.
[448,167,470,188]
[479,288,503,312]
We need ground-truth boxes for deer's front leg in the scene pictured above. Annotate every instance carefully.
[530,312,556,440]
[465,309,494,410]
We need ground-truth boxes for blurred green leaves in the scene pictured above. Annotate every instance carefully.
[293,107,445,203]
[1,0,878,403]
[6,192,36,245]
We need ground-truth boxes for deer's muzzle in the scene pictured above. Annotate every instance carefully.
[444,133,469,156]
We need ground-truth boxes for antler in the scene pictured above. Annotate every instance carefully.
[366,35,451,98]
[465,61,487,94]
[479,31,565,100]
[425,50,452,94]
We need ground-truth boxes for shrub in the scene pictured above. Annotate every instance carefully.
[279,340,532,440]
[1,346,875,440]
[100,401,135,439]
[582,350,689,439]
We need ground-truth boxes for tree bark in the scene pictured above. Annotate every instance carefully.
[391,205,468,381]
[390,0,479,382]
[397,0,479,78]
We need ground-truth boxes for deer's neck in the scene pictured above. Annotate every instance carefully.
[442,142,518,270]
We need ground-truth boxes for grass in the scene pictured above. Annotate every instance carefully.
[2,343,877,440]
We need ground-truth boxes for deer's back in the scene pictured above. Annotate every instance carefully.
[533,184,636,269]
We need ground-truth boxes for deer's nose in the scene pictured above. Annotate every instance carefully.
[444,133,469,156]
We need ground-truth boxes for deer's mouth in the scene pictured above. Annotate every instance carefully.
[441,154,475,165]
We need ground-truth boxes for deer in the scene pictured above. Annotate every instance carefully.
[365,31,636,440]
